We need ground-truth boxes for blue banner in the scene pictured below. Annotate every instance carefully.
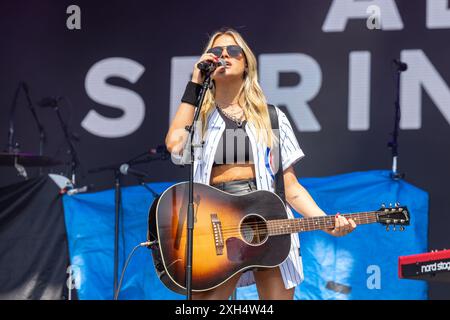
[62,170,428,300]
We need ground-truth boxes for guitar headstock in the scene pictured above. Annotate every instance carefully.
[376,203,410,231]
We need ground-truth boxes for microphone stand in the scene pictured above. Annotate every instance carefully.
[87,162,122,298]
[22,83,46,174]
[88,151,166,299]
[51,99,80,186]
[7,82,46,157]
[127,145,169,164]
[184,71,212,300]
[113,168,122,298]
[136,177,159,198]
[7,82,47,178]
[388,60,407,180]
[7,84,21,154]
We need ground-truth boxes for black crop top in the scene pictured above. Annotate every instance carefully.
[213,108,253,166]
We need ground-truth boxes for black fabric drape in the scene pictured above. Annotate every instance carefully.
[0,175,70,299]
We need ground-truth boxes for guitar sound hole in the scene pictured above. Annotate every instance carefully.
[240,214,268,245]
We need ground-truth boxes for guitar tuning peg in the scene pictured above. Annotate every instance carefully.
[400,226,405,231]
[386,225,390,232]
[395,202,400,207]
[393,225,396,231]
[381,203,386,209]
[389,203,392,208]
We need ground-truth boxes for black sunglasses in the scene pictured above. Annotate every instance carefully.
[207,45,244,58]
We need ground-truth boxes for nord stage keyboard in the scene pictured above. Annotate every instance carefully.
[399,249,450,282]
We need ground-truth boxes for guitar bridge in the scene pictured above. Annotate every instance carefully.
[211,213,224,255]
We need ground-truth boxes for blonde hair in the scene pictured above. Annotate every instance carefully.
[200,28,277,148]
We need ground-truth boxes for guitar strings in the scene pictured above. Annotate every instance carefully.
[194,219,380,239]
[217,213,377,233]
[172,217,379,239]
[220,219,378,236]
[162,212,380,238]
[218,217,377,234]
[207,216,379,238]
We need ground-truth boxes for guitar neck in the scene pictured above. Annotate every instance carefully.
[267,212,379,236]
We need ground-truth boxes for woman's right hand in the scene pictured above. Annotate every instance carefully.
[191,52,219,84]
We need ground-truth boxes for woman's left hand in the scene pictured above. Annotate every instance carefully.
[324,213,357,237]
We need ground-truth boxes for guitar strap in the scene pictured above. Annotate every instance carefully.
[267,104,286,205]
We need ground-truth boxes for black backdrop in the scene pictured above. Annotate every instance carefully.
[1,0,449,299]
[0,176,69,300]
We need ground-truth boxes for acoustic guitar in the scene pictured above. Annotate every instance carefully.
[147,182,410,294]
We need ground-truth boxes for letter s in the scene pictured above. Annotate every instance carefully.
[82,57,145,138]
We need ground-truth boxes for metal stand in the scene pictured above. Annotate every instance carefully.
[88,149,167,299]
[7,83,22,154]
[51,101,80,186]
[388,59,407,180]
[23,83,46,175]
[137,178,159,198]
[23,83,46,158]
[183,72,213,300]
[113,169,122,297]
[7,82,46,176]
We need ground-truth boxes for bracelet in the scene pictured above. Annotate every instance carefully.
[181,81,202,106]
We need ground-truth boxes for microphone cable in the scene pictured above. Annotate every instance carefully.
[113,240,156,300]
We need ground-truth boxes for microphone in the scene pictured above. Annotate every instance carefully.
[38,96,61,108]
[197,58,226,73]
[393,59,408,72]
[149,145,170,156]
[59,184,93,195]
[67,185,90,195]
[119,163,149,178]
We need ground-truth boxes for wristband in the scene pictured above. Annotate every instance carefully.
[181,81,202,106]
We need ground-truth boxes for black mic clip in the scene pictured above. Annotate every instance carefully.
[393,59,408,72]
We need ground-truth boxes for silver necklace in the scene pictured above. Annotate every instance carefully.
[215,104,244,127]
